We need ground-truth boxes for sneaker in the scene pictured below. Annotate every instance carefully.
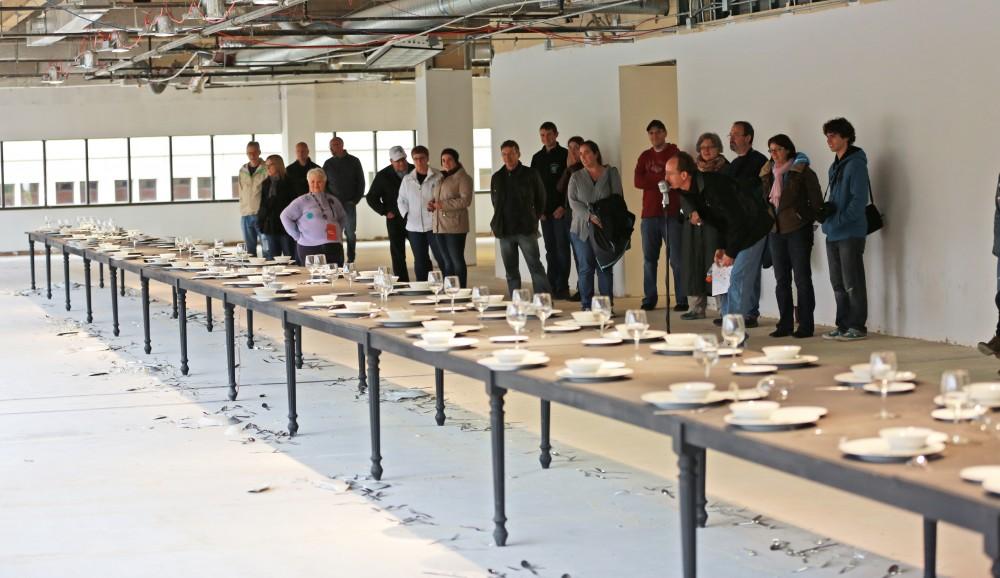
[822,329,844,340]
[977,335,1000,357]
[744,318,759,329]
[641,303,656,311]
[837,328,868,341]
[681,310,706,320]
[712,318,723,327]
[769,328,792,338]
[568,292,581,302]
[673,303,689,312]
[792,329,814,339]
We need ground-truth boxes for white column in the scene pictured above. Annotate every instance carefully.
[415,67,477,266]
[279,85,317,163]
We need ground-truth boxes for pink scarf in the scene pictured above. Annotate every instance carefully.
[769,160,793,207]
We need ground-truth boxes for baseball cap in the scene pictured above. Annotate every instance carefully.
[389,146,406,162]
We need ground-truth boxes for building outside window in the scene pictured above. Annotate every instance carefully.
[213,134,252,201]
[2,141,44,207]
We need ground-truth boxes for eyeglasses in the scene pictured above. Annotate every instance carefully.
[768,148,784,154]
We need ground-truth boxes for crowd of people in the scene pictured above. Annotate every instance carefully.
[235,116,874,342]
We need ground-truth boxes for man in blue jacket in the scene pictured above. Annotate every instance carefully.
[821,118,870,342]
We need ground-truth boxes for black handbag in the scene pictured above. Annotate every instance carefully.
[865,182,883,235]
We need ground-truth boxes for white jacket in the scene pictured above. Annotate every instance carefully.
[397,168,441,233]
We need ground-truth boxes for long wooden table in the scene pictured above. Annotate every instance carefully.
[26,229,1000,577]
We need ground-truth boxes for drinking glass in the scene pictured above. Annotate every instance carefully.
[235,242,246,261]
[444,275,461,314]
[512,288,532,307]
[506,302,527,349]
[721,313,745,350]
[533,293,553,337]
[182,236,192,260]
[261,266,277,286]
[941,369,971,444]
[472,286,490,318]
[624,309,649,361]
[591,296,612,338]
[428,270,444,302]
[693,334,720,379]
[871,351,898,420]
[755,375,795,401]
[214,238,224,253]
[305,255,320,281]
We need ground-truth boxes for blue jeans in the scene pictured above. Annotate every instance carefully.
[641,216,686,308]
[826,237,867,332]
[432,232,468,287]
[240,215,259,258]
[570,232,613,310]
[725,236,767,318]
[343,202,358,263]
[407,231,435,283]
[541,215,572,296]
[498,234,551,297]
[995,258,1000,336]
[261,234,294,261]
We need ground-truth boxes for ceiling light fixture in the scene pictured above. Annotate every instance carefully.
[76,49,98,70]
[40,65,65,85]
[200,0,226,20]
[152,14,176,36]
[366,37,442,69]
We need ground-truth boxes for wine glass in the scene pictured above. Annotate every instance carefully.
[755,375,795,401]
[304,255,319,281]
[182,236,192,260]
[941,369,971,444]
[533,293,553,337]
[591,296,612,338]
[721,313,745,351]
[871,351,898,420]
[444,275,461,314]
[624,309,649,361]
[428,270,444,302]
[342,262,357,290]
[506,302,527,349]
[512,288,532,307]
[472,286,490,318]
[261,265,277,286]
[235,242,246,261]
[693,334,720,379]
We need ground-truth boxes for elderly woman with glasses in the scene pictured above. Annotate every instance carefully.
[679,132,728,320]
[280,167,348,266]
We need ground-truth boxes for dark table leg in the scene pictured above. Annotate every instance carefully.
[283,317,299,436]
[29,240,36,290]
[539,400,552,469]
[224,301,237,401]
[434,368,446,426]
[205,296,213,332]
[357,344,367,394]
[695,448,708,528]
[489,380,509,547]
[120,269,125,296]
[109,266,120,336]
[140,275,151,354]
[178,287,189,376]
[674,429,698,578]
[367,343,383,480]
[98,261,104,289]
[294,325,303,369]
[45,243,52,299]
[986,522,1000,578]
[63,248,71,311]
[923,518,936,578]
[83,258,93,323]
[171,287,178,319]
[246,309,254,349]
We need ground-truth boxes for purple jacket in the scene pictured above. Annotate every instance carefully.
[280,191,348,248]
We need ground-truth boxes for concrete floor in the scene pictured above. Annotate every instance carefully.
[2,239,997,577]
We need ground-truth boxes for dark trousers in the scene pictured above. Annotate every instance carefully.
[770,227,816,334]
[296,242,344,268]
[261,233,295,262]
[995,258,1000,335]
[825,236,868,332]
[386,216,409,282]
[641,216,686,308]
[432,232,468,287]
[498,234,551,297]
[407,231,437,283]
[540,216,572,296]
[344,202,358,263]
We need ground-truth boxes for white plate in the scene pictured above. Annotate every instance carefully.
[558,319,614,328]
[528,309,563,318]
[960,465,1000,483]
[489,335,528,343]
[836,370,917,385]
[479,311,508,320]
[414,337,479,351]
[478,353,550,371]
[329,292,357,297]
[406,325,481,337]
[397,289,433,296]
[556,367,634,382]
[744,354,819,368]
[435,306,470,313]
[862,382,917,394]
[543,324,581,333]
[582,337,623,346]
[332,310,377,318]
[725,407,826,431]
[606,329,667,342]
[299,302,333,310]
[253,294,294,302]
[839,437,946,462]
[378,315,436,328]
[983,478,1000,496]
[933,395,1000,410]
[650,343,695,355]
[485,302,511,311]
[931,407,987,421]
[730,364,778,375]
[642,390,731,409]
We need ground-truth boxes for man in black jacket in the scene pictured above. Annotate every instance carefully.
[323,136,366,263]
[531,121,571,299]
[666,151,772,326]
[491,140,552,296]
[285,142,319,198]
[366,145,412,282]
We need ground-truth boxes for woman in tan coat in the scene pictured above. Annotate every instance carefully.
[429,148,474,286]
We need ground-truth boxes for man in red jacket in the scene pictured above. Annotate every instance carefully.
[634,119,685,311]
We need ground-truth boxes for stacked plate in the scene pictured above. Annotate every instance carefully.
[724,406,827,431]
[556,360,632,382]
[478,350,549,371]
[414,337,479,352]
[606,329,666,342]
[840,435,946,463]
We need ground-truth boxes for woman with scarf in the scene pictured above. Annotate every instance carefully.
[429,148,473,286]
[680,132,728,320]
[257,154,296,262]
[759,134,823,338]
[280,167,348,266]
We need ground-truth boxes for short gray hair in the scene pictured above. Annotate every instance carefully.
[306,168,327,182]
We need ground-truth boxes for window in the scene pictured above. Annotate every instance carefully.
[314,132,333,162]
[131,137,171,202]
[473,128,493,191]
[197,177,213,200]
[88,138,129,204]
[171,135,212,202]
[336,131,376,192]
[2,141,44,207]
[46,140,86,205]
[213,134,252,200]
[55,182,75,205]
[2,184,13,206]
[254,133,282,157]
[375,130,416,170]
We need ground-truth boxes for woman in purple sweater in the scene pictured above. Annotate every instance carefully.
[280,168,348,266]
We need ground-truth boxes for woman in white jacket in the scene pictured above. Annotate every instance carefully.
[397,145,443,282]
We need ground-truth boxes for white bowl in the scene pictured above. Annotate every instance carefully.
[851,363,872,380]
[729,401,780,420]
[409,281,431,291]
[237,268,256,276]
[762,345,801,360]
[663,333,698,347]
[423,331,455,345]
[386,309,415,321]
[966,382,1000,403]
[312,294,338,305]
[572,311,598,323]
[344,302,372,313]
[669,382,715,401]
[248,257,267,265]
[565,358,604,375]
[273,255,292,264]
[422,320,454,331]
[188,261,206,268]
[247,275,264,284]
[254,288,278,298]
[158,252,176,260]
[111,252,130,259]
[494,349,529,364]
[487,295,504,304]
[879,427,933,451]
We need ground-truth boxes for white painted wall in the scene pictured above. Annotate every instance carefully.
[490,0,1000,346]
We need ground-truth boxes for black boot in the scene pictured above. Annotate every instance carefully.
[978,335,1000,357]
